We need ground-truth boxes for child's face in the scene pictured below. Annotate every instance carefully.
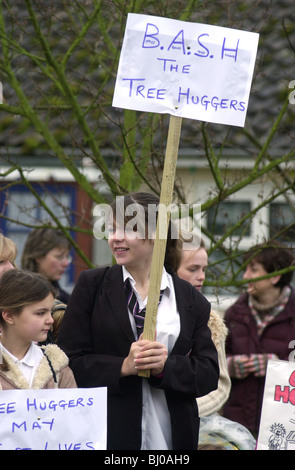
[178,248,208,291]
[12,293,54,344]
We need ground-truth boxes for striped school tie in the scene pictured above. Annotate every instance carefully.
[124,278,164,339]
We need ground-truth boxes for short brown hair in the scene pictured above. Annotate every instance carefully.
[243,241,295,288]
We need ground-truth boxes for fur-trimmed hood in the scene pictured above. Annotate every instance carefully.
[0,344,76,390]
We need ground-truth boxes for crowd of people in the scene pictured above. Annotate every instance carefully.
[0,191,295,451]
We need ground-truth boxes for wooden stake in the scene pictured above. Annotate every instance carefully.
[139,115,182,378]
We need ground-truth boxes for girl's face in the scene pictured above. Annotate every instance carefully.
[8,293,54,345]
[36,247,71,282]
[108,222,154,271]
[178,248,208,290]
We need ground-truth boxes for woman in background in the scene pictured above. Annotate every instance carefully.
[21,227,72,304]
[224,241,295,436]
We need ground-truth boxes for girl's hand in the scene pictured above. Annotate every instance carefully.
[134,336,168,377]
[120,336,168,377]
[120,340,143,377]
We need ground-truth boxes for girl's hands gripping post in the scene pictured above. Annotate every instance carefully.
[120,335,168,377]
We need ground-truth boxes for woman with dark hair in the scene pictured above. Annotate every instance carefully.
[58,192,219,450]
[224,240,295,435]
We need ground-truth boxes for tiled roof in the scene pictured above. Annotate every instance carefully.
[0,1,294,158]
[181,0,295,153]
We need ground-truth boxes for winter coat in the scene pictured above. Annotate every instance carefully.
[224,287,295,433]
[197,309,230,417]
[0,344,77,390]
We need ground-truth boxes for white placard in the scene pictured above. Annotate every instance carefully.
[113,13,259,127]
[257,360,295,450]
[0,387,107,450]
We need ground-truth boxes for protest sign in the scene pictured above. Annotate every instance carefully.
[112,13,259,376]
[257,360,295,450]
[0,387,107,450]
[113,13,259,127]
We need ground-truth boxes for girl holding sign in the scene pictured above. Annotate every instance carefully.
[0,269,76,390]
[58,192,219,450]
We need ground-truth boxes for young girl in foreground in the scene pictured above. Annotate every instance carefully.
[58,192,219,450]
[0,269,76,390]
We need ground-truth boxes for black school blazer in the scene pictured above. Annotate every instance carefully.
[58,265,219,450]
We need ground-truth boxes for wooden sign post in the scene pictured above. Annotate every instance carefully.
[113,13,259,376]
[139,115,182,376]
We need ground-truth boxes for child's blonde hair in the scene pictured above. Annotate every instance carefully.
[0,233,17,264]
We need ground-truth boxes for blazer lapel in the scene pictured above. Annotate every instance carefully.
[104,265,136,343]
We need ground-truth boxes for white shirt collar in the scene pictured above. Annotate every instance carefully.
[122,265,170,293]
[0,342,38,367]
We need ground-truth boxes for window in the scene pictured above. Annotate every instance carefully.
[207,201,251,237]
[269,202,295,243]
[0,184,76,291]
